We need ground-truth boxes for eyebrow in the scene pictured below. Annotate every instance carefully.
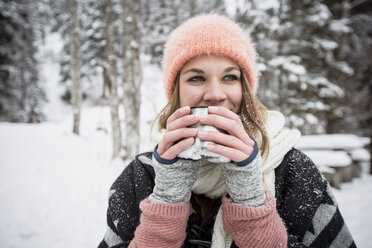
[183,66,240,75]
[224,67,240,73]
[183,68,204,74]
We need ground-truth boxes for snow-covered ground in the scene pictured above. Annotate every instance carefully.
[1,118,372,248]
[333,174,372,248]
[0,119,119,248]
[1,32,371,248]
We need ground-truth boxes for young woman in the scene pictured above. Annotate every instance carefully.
[99,14,356,248]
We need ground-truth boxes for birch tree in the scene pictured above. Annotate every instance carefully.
[121,0,142,160]
[103,0,122,158]
[69,0,82,134]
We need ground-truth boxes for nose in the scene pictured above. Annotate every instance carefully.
[203,77,227,104]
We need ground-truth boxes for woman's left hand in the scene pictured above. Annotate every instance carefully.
[197,106,255,162]
[198,106,266,207]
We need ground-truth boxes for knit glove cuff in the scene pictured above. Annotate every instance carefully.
[149,145,200,204]
[221,142,266,207]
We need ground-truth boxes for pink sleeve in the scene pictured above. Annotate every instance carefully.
[129,198,189,248]
[222,190,288,248]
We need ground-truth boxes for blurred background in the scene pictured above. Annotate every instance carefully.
[0,0,371,247]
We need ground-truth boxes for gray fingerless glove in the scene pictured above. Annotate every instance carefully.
[149,145,200,204]
[221,140,266,207]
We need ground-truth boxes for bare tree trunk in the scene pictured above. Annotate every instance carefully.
[121,0,142,160]
[338,0,350,59]
[369,82,372,174]
[69,0,82,135]
[188,0,196,17]
[103,0,122,158]
[369,135,372,175]
[102,69,107,99]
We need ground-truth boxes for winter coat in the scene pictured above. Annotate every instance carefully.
[98,148,356,248]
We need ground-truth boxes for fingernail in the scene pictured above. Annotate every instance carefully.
[198,130,208,137]
[180,106,189,114]
[188,114,196,120]
[209,106,218,112]
[188,128,197,134]
[207,143,215,149]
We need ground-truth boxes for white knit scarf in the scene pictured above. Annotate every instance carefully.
[151,110,301,247]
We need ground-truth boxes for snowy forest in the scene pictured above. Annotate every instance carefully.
[1,0,371,161]
[1,0,371,159]
[1,0,372,247]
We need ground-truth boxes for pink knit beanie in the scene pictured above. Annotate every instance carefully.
[162,14,259,100]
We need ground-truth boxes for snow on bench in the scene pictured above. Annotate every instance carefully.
[302,150,351,167]
[350,148,371,162]
[296,134,367,151]
[296,134,370,189]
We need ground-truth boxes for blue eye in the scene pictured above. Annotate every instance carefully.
[187,76,204,82]
[224,75,238,81]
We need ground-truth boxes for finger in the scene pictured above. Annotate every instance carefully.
[208,106,242,124]
[167,113,199,131]
[158,128,198,154]
[161,137,195,160]
[166,106,191,126]
[199,114,252,145]
[206,142,248,162]
[197,130,254,156]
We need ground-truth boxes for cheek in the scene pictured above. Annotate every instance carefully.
[235,91,243,106]
[227,85,243,106]
[179,84,202,107]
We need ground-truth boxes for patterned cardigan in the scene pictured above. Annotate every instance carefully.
[98,148,356,248]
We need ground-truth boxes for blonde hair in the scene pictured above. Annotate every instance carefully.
[151,70,269,159]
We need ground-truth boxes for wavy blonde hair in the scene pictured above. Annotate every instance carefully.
[151,70,269,159]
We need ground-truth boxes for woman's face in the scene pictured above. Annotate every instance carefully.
[179,55,243,113]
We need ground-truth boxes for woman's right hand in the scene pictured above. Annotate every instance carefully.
[150,106,200,204]
[156,106,199,160]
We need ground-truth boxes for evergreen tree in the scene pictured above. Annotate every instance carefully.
[329,0,372,135]
[327,0,372,173]
[347,0,372,142]
[0,0,46,122]
[235,0,352,134]
[53,0,74,100]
